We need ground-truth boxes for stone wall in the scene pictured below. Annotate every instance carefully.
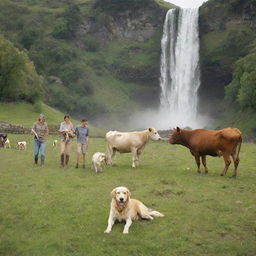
[0,121,59,134]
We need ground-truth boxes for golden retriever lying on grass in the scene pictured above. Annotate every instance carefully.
[104,186,164,234]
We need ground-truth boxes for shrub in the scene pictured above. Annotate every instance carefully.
[0,35,42,103]
[225,52,256,110]
[83,34,100,52]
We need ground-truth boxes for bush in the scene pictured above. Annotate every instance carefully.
[33,101,43,113]
[83,34,100,52]
[0,35,42,103]
[225,52,256,110]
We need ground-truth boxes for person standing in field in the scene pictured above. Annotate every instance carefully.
[59,115,75,168]
[75,119,89,168]
[31,114,49,165]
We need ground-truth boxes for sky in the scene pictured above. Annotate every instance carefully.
[165,0,208,8]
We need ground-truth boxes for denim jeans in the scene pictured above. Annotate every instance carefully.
[34,139,46,161]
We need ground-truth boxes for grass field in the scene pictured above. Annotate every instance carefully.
[1,134,256,256]
[0,102,105,136]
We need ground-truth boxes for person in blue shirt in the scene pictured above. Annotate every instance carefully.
[75,119,89,168]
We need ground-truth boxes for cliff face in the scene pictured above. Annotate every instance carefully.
[77,3,167,43]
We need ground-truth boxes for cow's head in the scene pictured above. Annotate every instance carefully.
[169,127,182,144]
[148,128,161,141]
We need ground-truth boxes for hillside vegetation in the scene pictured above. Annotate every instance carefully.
[199,0,256,136]
[0,102,105,136]
[0,0,174,126]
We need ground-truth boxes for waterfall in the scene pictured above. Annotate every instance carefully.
[159,8,201,128]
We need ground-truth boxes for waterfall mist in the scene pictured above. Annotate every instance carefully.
[128,7,208,131]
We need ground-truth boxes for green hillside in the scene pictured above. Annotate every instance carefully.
[0,102,105,136]
[0,0,174,127]
[199,0,256,137]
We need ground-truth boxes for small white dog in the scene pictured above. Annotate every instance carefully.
[92,152,107,173]
[4,138,11,148]
[17,141,27,150]
[53,139,58,149]
[104,186,164,234]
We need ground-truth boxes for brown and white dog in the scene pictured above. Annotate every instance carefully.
[104,186,164,234]
[4,138,11,148]
[92,152,107,173]
[17,141,27,150]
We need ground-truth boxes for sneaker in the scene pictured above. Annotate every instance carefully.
[75,163,79,168]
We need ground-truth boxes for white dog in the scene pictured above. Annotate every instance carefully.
[17,141,27,150]
[92,152,107,173]
[53,139,58,149]
[4,138,11,148]
[104,186,164,234]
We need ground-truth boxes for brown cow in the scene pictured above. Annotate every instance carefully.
[169,127,242,177]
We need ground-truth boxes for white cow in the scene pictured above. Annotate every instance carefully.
[4,138,11,148]
[106,128,161,168]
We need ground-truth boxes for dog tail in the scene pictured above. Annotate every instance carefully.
[149,210,164,218]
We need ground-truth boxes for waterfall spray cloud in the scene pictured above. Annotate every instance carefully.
[129,7,209,131]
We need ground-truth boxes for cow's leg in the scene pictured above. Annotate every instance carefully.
[131,148,138,168]
[194,154,201,173]
[201,155,208,174]
[221,153,231,176]
[231,153,239,177]
[106,144,115,165]
[135,149,143,167]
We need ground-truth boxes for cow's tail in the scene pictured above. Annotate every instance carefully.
[234,139,242,161]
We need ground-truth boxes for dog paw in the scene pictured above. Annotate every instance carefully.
[123,231,129,234]
[104,229,111,233]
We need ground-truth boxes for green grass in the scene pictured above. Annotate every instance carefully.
[215,108,256,138]
[1,135,256,256]
[0,102,105,136]
[0,102,65,127]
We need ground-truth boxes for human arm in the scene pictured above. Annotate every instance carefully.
[31,123,39,139]
[59,123,68,134]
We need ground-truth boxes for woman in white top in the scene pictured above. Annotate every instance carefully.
[59,115,75,167]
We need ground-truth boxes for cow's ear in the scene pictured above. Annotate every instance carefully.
[176,127,181,133]
[110,188,116,198]
[148,128,152,132]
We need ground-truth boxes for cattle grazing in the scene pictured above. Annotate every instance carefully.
[0,134,7,147]
[4,138,11,149]
[169,127,242,177]
[106,128,161,168]
[17,141,27,151]
[92,152,107,173]
[53,139,58,149]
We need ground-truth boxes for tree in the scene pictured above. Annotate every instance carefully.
[0,35,42,103]
[225,52,256,110]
